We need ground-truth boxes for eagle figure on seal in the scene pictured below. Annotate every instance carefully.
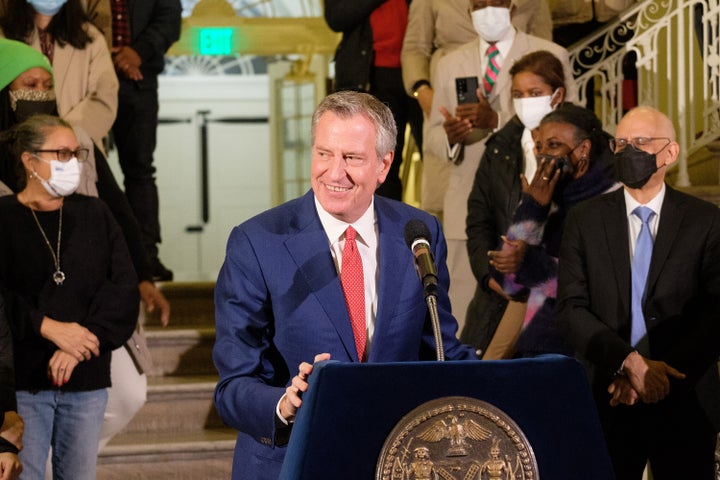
[416,414,491,457]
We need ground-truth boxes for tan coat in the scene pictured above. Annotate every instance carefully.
[549,0,637,25]
[400,0,553,214]
[426,30,576,240]
[19,23,118,150]
[401,0,553,96]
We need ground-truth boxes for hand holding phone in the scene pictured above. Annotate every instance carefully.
[455,76,479,104]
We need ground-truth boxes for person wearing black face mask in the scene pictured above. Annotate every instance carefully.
[557,106,720,480]
[481,103,618,359]
[612,135,670,190]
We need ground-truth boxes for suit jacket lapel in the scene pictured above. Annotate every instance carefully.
[604,190,632,315]
[646,186,683,292]
[372,198,417,358]
[284,193,358,361]
[490,30,527,106]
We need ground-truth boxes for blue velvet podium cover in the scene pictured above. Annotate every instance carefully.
[279,355,613,479]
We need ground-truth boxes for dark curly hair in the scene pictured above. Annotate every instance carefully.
[540,103,612,163]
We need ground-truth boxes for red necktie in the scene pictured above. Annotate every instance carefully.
[341,226,366,361]
[482,44,500,97]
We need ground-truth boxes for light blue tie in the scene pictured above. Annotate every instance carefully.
[631,206,655,347]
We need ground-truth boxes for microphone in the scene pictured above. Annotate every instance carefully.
[404,219,445,361]
[404,219,438,298]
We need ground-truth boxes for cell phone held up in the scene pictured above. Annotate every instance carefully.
[455,76,479,104]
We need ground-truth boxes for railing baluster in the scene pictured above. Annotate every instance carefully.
[569,0,720,186]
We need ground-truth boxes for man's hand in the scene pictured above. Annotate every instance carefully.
[607,377,639,406]
[454,90,498,131]
[47,350,80,387]
[112,46,143,81]
[488,236,526,275]
[622,351,685,403]
[39,318,99,361]
[440,106,473,145]
[0,413,23,451]
[279,353,331,421]
[0,452,21,480]
[139,281,171,327]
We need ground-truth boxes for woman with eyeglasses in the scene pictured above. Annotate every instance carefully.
[0,36,172,454]
[480,103,620,359]
[0,114,138,480]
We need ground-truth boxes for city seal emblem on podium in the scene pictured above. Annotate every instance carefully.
[376,396,539,480]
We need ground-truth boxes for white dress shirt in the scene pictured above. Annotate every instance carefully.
[624,183,666,259]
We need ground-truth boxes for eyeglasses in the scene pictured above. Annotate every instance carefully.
[33,148,89,162]
[609,137,670,153]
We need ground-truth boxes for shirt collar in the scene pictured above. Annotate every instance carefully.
[314,196,376,247]
[624,182,666,217]
[479,26,516,59]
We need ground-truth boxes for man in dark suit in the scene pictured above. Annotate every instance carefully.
[557,106,720,479]
[108,0,181,280]
[213,91,476,480]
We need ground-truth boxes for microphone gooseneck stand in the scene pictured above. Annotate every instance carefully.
[426,294,445,361]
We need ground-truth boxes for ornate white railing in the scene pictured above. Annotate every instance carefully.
[569,0,720,186]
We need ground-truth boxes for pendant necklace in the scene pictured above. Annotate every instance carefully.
[30,206,65,286]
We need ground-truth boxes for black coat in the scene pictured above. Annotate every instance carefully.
[324,0,409,92]
[461,117,524,352]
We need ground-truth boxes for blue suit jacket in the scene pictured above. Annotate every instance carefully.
[213,191,476,479]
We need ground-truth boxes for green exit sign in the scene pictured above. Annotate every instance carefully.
[197,27,234,55]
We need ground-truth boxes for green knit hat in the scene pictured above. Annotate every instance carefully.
[0,38,54,92]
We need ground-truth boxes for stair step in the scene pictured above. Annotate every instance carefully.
[145,327,217,376]
[97,429,236,480]
[123,375,224,434]
[145,281,216,328]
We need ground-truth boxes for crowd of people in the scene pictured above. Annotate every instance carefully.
[212,1,717,480]
[0,0,717,480]
[0,0,179,478]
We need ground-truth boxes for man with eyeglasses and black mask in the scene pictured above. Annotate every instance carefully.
[556,106,720,480]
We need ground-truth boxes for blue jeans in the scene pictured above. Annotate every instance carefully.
[17,389,108,480]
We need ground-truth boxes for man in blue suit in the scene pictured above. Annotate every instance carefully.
[213,91,476,479]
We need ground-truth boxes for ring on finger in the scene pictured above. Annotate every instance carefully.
[542,176,549,181]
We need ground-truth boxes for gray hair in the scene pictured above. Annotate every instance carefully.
[0,114,72,188]
[311,91,397,160]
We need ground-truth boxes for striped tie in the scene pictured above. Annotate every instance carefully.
[483,45,500,97]
[341,227,366,361]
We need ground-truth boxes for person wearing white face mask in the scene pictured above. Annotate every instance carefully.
[425,0,576,337]
[0,115,138,480]
[463,50,570,356]
[0,37,170,466]
[401,0,553,218]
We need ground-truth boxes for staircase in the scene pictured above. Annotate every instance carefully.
[96,282,236,480]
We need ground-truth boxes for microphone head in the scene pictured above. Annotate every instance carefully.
[404,219,432,249]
